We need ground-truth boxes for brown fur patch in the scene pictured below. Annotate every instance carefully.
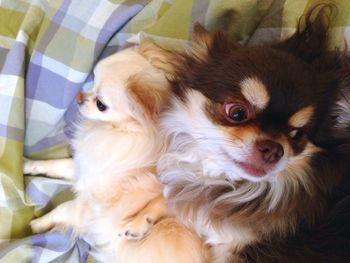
[288,106,314,128]
[127,75,169,120]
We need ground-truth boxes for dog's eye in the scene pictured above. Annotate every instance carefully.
[224,102,250,124]
[96,98,108,112]
[289,129,305,140]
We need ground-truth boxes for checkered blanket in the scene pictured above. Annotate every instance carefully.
[0,0,349,262]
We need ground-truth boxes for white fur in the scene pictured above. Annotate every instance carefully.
[334,91,350,129]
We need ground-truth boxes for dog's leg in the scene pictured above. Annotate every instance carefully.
[24,158,75,180]
[120,195,168,240]
[30,198,89,234]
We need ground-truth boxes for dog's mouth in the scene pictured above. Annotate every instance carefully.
[222,150,271,178]
[234,161,267,177]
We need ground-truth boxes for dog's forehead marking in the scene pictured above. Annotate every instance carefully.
[288,106,314,128]
[240,77,269,110]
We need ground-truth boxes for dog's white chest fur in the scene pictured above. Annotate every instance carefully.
[159,141,257,255]
[72,120,149,192]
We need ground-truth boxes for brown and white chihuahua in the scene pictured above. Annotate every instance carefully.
[158,5,350,263]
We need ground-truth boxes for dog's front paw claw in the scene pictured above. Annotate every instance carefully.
[119,215,154,240]
[124,230,141,239]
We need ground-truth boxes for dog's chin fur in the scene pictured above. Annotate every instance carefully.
[158,5,350,263]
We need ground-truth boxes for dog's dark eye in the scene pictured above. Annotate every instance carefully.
[224,102,250,124]
[289,129,305,140]
[96,98,108,112]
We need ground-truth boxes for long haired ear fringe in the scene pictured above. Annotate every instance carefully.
[297,4,335,46]
[137,42,179,78]
[191,23,217,62]
[274,3,337,63]
[191,22,232,62]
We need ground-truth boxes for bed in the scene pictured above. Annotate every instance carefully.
[0,0,349,262]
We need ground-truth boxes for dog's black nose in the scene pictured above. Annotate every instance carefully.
[256,140,284,164]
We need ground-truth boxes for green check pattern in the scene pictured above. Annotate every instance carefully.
[0,0,349,262]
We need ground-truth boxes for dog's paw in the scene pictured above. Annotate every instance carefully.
[30,215,54,234]
[30,218,47,233]
[23,159,42,175]
[118,214,154,240]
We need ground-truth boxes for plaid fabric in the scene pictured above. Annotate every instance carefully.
[0,0,349,262]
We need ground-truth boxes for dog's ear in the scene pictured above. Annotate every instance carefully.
[192,23,213,59]
[192,23,232,61]
[274,4,335,64]
[126,73,169,122]
[137,43,178,78]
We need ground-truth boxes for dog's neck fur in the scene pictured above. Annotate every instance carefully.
[72,117,162,195]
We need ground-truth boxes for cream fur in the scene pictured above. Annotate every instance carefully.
[25,45,208,263]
